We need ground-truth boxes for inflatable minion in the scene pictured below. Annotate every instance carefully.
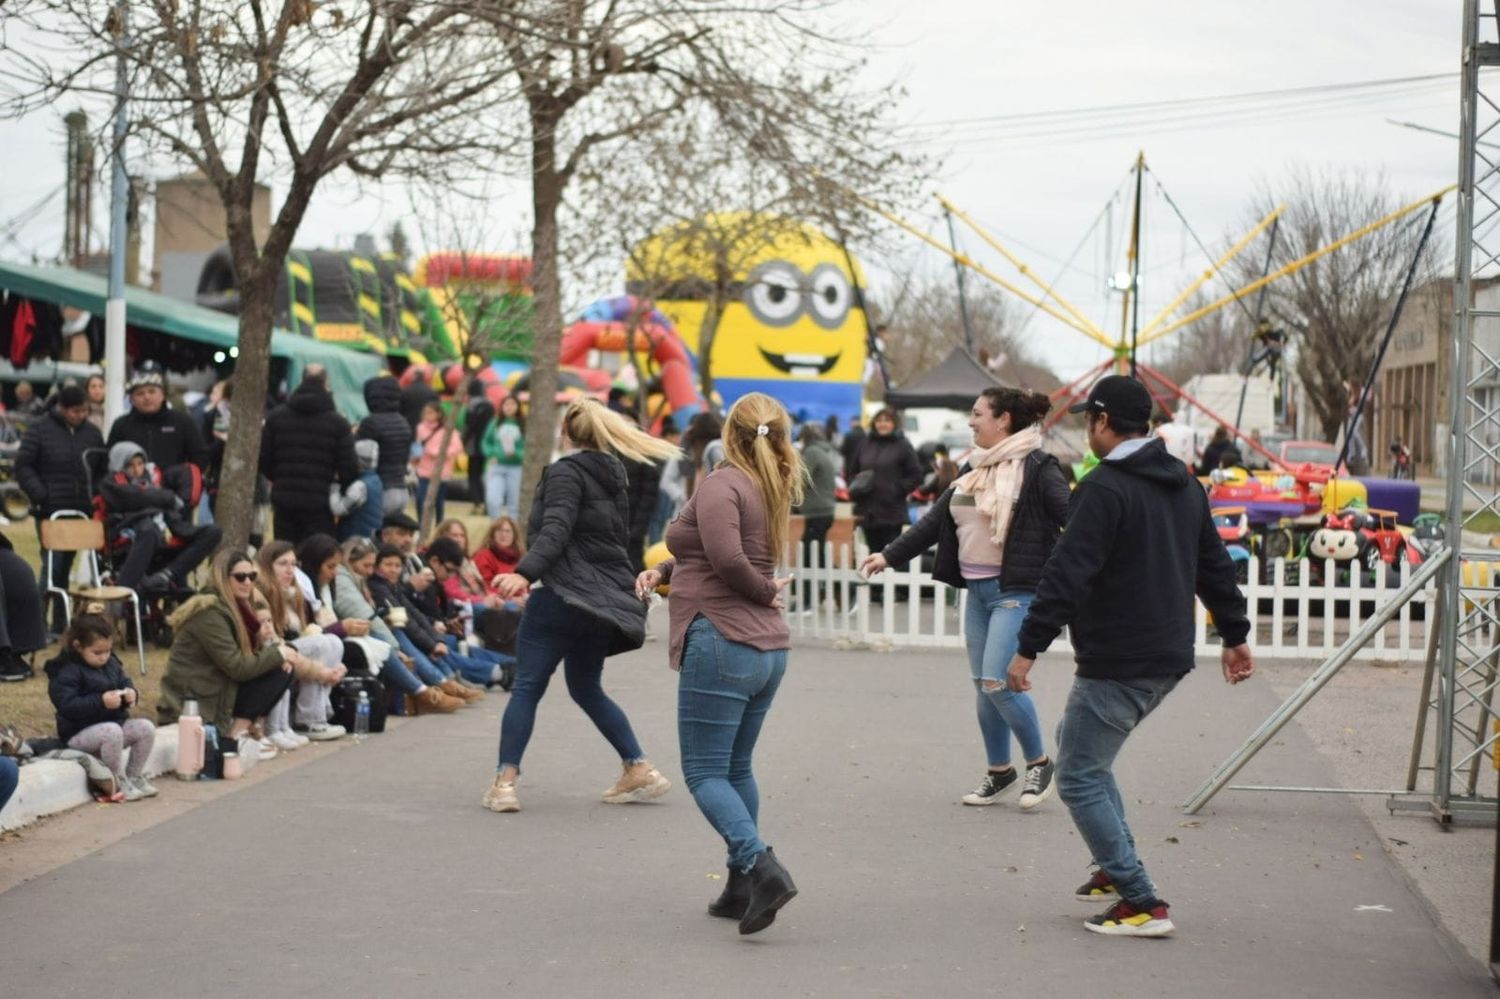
[627,214,868,425]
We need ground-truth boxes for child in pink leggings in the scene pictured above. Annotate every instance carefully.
[46,615,158,801]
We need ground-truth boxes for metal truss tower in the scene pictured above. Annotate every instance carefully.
[1400,0,1500,824]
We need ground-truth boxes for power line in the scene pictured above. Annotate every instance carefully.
[895,72,1457,134]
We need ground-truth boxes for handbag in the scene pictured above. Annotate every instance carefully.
[847,469,876,502]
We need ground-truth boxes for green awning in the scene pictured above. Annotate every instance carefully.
[0,260,384,418]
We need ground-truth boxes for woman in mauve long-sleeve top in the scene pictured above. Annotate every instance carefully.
[636,392,803,936]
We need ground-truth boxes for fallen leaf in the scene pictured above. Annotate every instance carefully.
[1179,820,1203,829]
[1353,852,1364,861]
[1164,836,1180,844]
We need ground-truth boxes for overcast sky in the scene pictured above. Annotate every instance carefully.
[0,1,1463,381]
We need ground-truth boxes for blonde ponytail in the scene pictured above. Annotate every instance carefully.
[563,398,682,465]
[720,392,805,562]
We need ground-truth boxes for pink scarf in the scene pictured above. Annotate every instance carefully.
[953,425,1041,552]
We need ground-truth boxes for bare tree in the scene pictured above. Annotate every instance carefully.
[1154,288,1253,389]
[875,276,1056,392]
[2,2,520,548]
[1237,168,1439,442]
[481,2,924,518]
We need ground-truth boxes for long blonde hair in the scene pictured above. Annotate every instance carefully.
[720,393,805,562]
[563,398,680,465]
[209,549,257,655]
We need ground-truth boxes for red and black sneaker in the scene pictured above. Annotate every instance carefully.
[1084,897,1174,937]
[1074,868,1119,903]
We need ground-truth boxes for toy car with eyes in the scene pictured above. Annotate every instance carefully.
[1210,505,1252,582]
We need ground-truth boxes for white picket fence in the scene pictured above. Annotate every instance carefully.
[784,543,1458,662]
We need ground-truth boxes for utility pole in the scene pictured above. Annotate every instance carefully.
[944,206,976,354]
[104,1,129,427]
[1124,151,1145,376]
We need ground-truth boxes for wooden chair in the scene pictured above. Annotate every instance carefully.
[39,512,148,676]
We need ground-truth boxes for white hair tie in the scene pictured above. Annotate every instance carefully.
[756,424,770,437]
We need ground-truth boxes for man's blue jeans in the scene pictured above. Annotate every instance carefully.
[1055,673,1182,905]
[678,615,787,871]
[392,629,453,684]
[438,634,514,686]
[963,579,1045,767]
[497,587,645,771]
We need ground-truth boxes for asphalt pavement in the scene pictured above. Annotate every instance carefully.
[0,640,1490,998]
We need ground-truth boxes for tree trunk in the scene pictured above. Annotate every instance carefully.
[520,122,564,526]
[215,273,276,551]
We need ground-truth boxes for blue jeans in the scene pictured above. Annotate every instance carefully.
[378,649,424,697]
[439,635,514,686]
[963,579,1045,767]
[415,477,446,523]
[0,755,17,816]
[678,615,788,871]
[484,463,524,519]
[392,629,454,683]
[1056,674,1182,905]
[496,587,645,771]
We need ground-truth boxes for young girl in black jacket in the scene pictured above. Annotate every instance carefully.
[46,615,158,801]
[862,388,1070,810]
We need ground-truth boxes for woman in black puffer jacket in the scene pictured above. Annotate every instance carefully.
[861,388,1070,811]
[481,399,682,815]
[358,376,414,515]
[847,407,921,555]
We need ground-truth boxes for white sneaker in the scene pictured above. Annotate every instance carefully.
[120,777,145,801]
[128,775,159,798]
[268,731,301,752]
[305,723,345,741]
[253,736,278,761]
[287,730,310,747]
[237,736,263,771]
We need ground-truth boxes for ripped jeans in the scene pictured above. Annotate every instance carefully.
[962,578,1045,768]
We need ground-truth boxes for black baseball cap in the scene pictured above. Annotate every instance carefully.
[1068,375,1152,424]
[381,511,420,533]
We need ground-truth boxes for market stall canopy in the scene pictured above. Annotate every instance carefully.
[0,260,382,417]
[884,346,1004,411]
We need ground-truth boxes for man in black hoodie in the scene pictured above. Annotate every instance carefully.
[260,368,359,544]
[1006,375,1254,940]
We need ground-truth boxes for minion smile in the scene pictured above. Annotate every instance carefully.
[758,348,841,377]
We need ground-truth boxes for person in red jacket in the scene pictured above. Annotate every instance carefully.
[472,516,527,603]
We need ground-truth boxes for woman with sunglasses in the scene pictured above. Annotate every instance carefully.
[158,550,299,761]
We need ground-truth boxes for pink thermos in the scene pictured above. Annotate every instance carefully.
[176,699,204,780]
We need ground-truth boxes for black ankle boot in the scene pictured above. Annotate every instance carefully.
[498,665,516,692]
[707,866,750,919]
[738,846,797,935]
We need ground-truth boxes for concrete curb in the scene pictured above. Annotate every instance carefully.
[0,724,181,832]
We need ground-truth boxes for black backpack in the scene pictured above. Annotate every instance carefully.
[329,674,388,734]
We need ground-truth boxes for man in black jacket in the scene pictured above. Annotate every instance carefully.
[15,385,105,630]
[261,369,359,544]
[1006,375,1254,940]
[106,368,211,480]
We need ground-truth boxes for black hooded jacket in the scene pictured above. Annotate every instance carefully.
[514,449,646,656]
[848,432,922,529]
[46,647,134,743]
[260,382,359,511]
[15,407,105,515]
[1016,436,1250,679]
[358,376,414,489]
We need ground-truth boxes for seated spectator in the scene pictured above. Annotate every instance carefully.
[46,614,157,801]
[100,442,222,596]
[157,550,295,761]
[421,524,523,657]
[334,439,384,542]
[431,518,504,607]
[330,536,463,715]
[367,545,489,699]
[257,542,348,740]
[472,516,528,600]
[0,531,46,682]
[377,511,425,580]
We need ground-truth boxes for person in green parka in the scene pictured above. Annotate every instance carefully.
[157,548,297,757]
[483,394,526,519]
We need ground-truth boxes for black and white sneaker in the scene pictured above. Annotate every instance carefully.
[1018,758,1055,810]
[0,650,31,683]
[960,768,1018,806]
